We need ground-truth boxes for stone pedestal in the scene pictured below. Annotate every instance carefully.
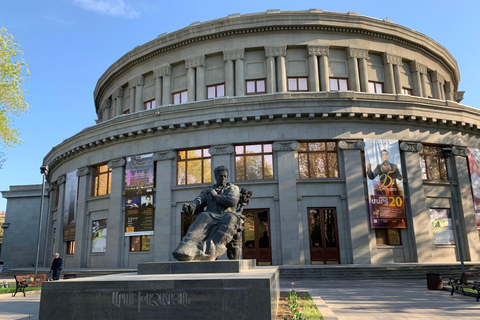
[39,260,279,320]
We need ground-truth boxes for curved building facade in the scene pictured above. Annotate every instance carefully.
[6,10,480,268]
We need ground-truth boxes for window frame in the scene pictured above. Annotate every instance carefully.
[287,77,308,92]
[419,145,448,181]
[245,79,266,95]
[329,78,349,91]
[144,99,155,110]
[172,90,188,104]
[66,240,75,254]
[402,87,413,95]
[129,235,150,252]
[177,147,212,185]
[298,141,339,179]
[123,109,130,115]
[375,228,402,246]
[91,163,112,197]
[368,81,384,94]
[207,83,225,99]
[235,143,274,181]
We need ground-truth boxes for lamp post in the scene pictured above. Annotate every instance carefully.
[34,165,48,275]
[441,148,465,273]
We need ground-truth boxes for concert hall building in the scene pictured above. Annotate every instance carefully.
[2,10,480,268]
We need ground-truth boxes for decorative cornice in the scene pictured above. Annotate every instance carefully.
[265,46,286,57]
[452,146,470,157]
[382,53,403,66]
[76,166,91,177]
[108,158,126,168]
[57,174,66,185]
[307,45,329,56]
[209,145,234,155]
[338,140,365,150]
[152,150,176,161]
[399,142,423,153]
[223,49,244,61]
[347,47,369,59]
[153,64,172,78]
[410,61,427,74]
[185,55,206,69]
[272,141,300,151]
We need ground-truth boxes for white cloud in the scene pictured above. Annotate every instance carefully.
[72,0,140,19]
[42,15,75,26]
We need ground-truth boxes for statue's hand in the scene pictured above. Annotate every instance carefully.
[182,203,194,217]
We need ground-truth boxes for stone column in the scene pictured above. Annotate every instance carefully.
[152,151,176,262]
[410,61,426,97]
[128,80,135,112]
[383,53,403,94]
[133,76,144,112]
[276,55,287,92]
[338,140,372,264]
[431,71,444,100]
[235,57,245,96]
[186,66,195,102]
[100,101,107,122]
[156,64,171,106]
[106,158,126,268]
[153,68,163,107]
[196,65,206,101]
[224,49,245,97]
[106,99,112,119]
[265,46,286,93]
[185,56,205,102]
[346,48,360,92]
[114,87,124,116]
[421,73,428,97]
[224,57,235,97]
[347,48,369,92]
[317,47,330,91]
[307,46,321,92]
[73,166,90,268]
[273,141,302,265]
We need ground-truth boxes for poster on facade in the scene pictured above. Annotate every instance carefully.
[63,170,78,240]
[364,139,406,228]
[467,147,480,231]
[124,153,155,236]
[430,208,455,245]
[92,220,107,253]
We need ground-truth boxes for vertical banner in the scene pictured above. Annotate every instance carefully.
[365,139,406,228]
[467,147,480,232]
[430,208,455,244]
[63,170,78,240]
[92,220,107,253]
[125,153,155,236]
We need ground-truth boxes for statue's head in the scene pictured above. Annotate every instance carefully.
[214,165,229,186]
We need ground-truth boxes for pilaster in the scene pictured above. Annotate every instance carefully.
[410,61,427,97]
[73,166,90,267]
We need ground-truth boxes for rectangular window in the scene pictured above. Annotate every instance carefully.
[92,163,112,197]
[329,78,349,91]
[144,99,155,110]
[207,84,225,99]
[375,229,401,246]
[419,145,448,180]
[298,141,339,178]
[402,88,412,95]
[172,90,188,104]
[54,185,60,208]
[177,148,211,185]
[66,240,75,254]
[235,143,274,181]
[123,109,130,115]
[287,77,308,92]
[368,81,384,93]
[246,79,266,95]
[129,235,150,251]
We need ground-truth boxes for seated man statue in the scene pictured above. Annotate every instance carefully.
[172,165,251,261]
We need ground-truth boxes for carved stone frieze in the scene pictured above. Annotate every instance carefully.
[399,142,424,153]
[108,158,126,169]
[152,151,176,161]
[76,166,91,177]
[265,46,286,57]
[154,64,172,78]
[382,53,403,66]
[272,141,300,151]
[410,61,427,74]
[307,45,329,56]
[128,75,145,87]
[209,145,234,155]
[185,55,206,68]
[223,49,244,61]
[347,47,369,60]
[338,140,365,150]
[57,174,66,185]
[452,146,470,157]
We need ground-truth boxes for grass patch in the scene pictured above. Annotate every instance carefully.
[276,291,323,320]
[444,285,479,294]
[0,286,41,294]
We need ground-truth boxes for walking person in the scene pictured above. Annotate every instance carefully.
[50,253,63,280]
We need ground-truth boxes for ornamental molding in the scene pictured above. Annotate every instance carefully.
[338,140,365,150]
[265,46,286,57]
[108,158,126,169]
[223,49,244,61]
[399,142,423,153]
[57,174,66,185]
[452,146,470,157]
[185,55,206,69]
[152,150,176,161]
[128,75,144,87]
[76,166,91,177]
[383,53,403,66]
[347,47,369,60]
[153,64,172,78]
[431,71,444,83]
[272,141,300,151]
[209,145,234,155]
[308,45,329,56]
[410,61,427,74]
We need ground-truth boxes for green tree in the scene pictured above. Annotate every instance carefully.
[0,28,30,148]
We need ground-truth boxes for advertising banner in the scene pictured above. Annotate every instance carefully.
[467,147,480,231]
[92,220,107,253]
[125,153,154,236]
[364,139,406,228]
[430,208,455,245]
[63,170,78,241]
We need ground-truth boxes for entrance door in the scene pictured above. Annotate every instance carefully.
[308,208,340,264]
[242,209,272,265]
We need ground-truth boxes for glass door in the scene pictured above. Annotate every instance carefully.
[308,208,340,264]
[242,209,272,265]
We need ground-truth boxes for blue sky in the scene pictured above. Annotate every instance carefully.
[1,0,479,212]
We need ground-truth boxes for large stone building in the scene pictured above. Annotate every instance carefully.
[2,10,480,268]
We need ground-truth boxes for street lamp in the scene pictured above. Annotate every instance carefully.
[34,165,48,275]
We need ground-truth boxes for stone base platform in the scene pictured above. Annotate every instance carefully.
[39,260,279,320]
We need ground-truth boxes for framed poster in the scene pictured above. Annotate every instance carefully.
[467,147,480,232]
[430,208,455,245]
[92,220,107,253]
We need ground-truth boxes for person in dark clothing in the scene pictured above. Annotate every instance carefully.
[50,253,63,280]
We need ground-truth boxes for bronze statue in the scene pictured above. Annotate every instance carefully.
[172,165,252,261]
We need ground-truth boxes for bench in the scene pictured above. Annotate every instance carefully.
[13,274,48,297]
[448,273,480,302]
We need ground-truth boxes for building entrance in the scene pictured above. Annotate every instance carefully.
[308,208,340,264]
[242,209,272,265]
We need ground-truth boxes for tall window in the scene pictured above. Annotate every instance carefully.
[172,90,188,104]
[177,148,211,185]
[329,78,348,91]
[375,229,401,246]
[402,88,412,95]
[66,240,75,254]
[298,141,339,178]
[287,77,308,92]
[130,235,150,251]
[368,81,384,93]
[419,145,448,180]
[144,99,155,110]
[92,163,112,197]
[235,143,274,181]
[246,79,266,95]
[207,84,225,99]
